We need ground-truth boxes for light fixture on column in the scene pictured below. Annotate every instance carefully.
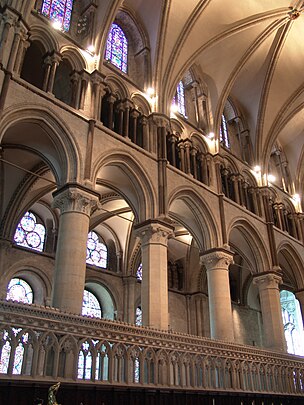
[52,20,62,30]
[253,165,261,173]
[207,132,215,139]
[87,44,95,54]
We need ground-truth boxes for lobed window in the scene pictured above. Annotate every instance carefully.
[86,231,107,268]
[41,0,74,32]
[105,23,128,73]
[135,306,142,326]
[14,212,45,252]
[6,278,33,304]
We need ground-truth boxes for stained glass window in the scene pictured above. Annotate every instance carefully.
[136,263,142,281]
[220,114,230,148]
[86,231,107,268]
[14,211,45,252]
[280,290,304,356]
[41,0,74,32]
[6,278,33,304]
[135,306,142,326]
[176,81,186,116]
[82,290,102,318]
[0,333,11,374]
[105,23,128,73]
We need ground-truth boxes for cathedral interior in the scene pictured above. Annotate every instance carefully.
[0,0,304,404]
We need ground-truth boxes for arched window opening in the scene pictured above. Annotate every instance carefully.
[6,278,34,304]
[280,290,304,355]
[20,42,45,89]
[135,306,142,326]
[41,0,74,32]
[14,211,46,252]
[86,231,107,268]
[220,114,230,148]
[136,263,142,281]
[105,23,128,73]
[78,341,93,380]
[53,59,73,105]
[173,81,186,117]
[82,290,102,318]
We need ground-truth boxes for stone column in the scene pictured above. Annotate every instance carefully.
[90,70,105,120]
[42,55,52,92]
[123,99,133,139]
[116,102,124,135]
[130,108,140,144]
[200,248,234,341]
[141,115,149,151]
[178,141,185,172]
[190,146,198,179]
[135,219,174,330]
[46,52,62,93]
[123,275,137,324]
[184,139,192,175]
[52,184,100,314]
[107,93,116,130]
[253,272,287,351]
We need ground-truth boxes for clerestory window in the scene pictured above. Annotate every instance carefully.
[105,23,128,73]
[86,231,107,268]
[220,114,230,148]
[41,0,74,32]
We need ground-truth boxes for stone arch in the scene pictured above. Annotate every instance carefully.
[0,105,81,185]
[104,75,129,99]
[277,242,304,290]
[84,280,119,321]
[28,24,59,54]
[2,261,52,304]
[168,188,219,251]
[190,132,209,153]
[92,152,156,223]
[228,218,271,274]
[60,45,88,71]
[131,93,151,116]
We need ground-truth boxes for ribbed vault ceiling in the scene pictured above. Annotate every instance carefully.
[99,0,304,189]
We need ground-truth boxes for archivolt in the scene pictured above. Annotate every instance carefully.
[0,105,81,184]
[92,151,156,222]
[168,187,219,251]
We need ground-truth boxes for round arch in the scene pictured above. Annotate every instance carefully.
[0,105,82,184]
[85,280,118,321]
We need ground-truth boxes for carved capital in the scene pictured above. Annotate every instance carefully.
[135,219,174,246]
[52,184,100,216]
[253,271,283,290]
[200,247,234,271]
[151,113,170,129]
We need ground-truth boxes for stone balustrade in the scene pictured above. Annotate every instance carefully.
[0,300,303,396]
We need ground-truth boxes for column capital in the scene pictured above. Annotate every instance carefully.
[150,113,170,128]
[90,69,105,86]
[253,271,283,289]
[52,183,100,216]
[200,247,234,270]
[134,219,174,246]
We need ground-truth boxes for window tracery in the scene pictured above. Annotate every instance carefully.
[82,290,102,318]
[6,278,33,304]
[105,23,128,73]
[14,212,45,252]
[86,231,107,268]
[41,0,74,31]
[135,306,142,326]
